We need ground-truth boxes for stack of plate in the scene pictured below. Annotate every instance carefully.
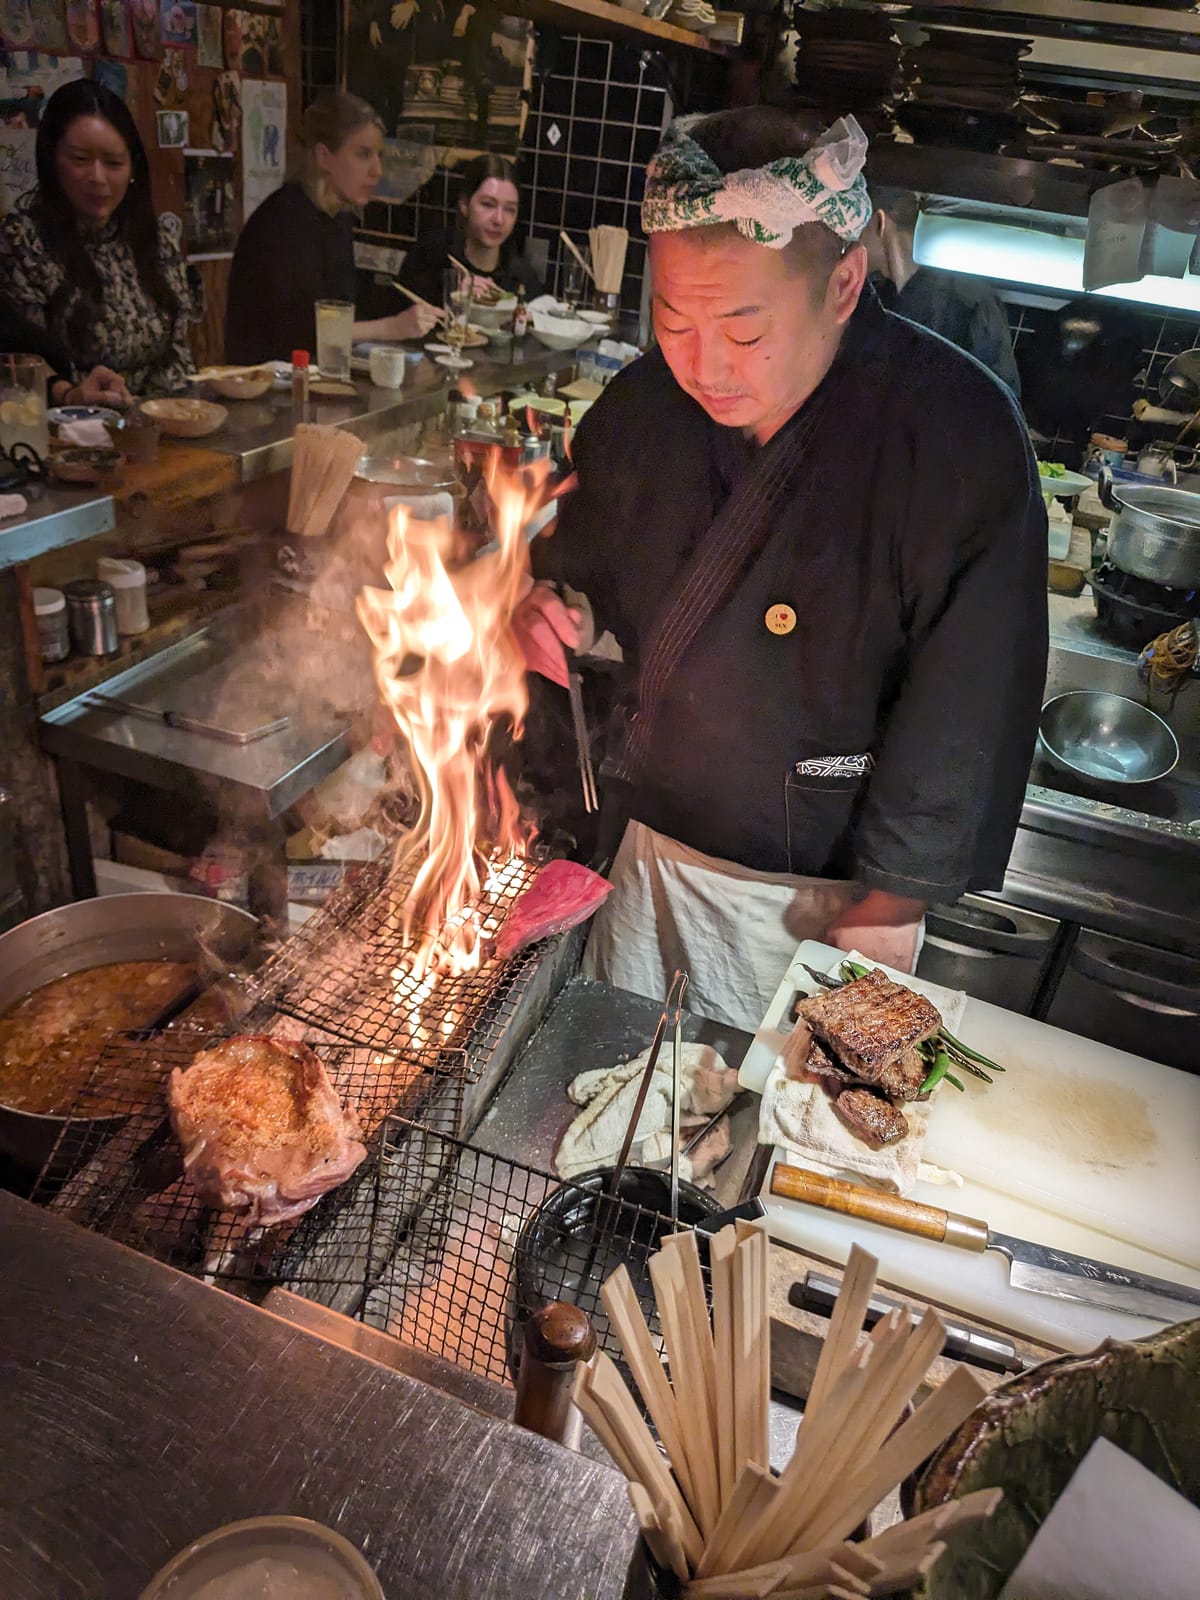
[667,0,715,32]
[789,9,901,126]
[895,28,1030,150]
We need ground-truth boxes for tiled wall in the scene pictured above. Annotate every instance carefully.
[299,0,340,109]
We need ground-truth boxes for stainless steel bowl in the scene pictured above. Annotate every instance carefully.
[1038,691,1180,786]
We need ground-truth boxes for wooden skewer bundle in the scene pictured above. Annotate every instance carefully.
[287,423,363,538]
[575,1238,1000,1597]
[589,225,629,295]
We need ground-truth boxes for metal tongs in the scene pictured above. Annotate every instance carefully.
[566,655,598,814]
[609,969,690,1222]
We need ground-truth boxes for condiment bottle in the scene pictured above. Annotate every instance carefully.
[475,400,500,436]
[291,349,310,421]
[97,556,149,635]
[511,283,529,340]
[33,586,69,663]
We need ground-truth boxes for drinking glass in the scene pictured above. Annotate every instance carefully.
[442,267,473,365]
[563,257,588,312]
[314,299,355,382]
[0,354,49,462]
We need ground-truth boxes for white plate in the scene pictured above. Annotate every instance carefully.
[424,342,453,356]
[435,354,474,370]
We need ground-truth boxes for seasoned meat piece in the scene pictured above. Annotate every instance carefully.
[833,1087,909,1148]
[494,860,613,960]
[805,1038,857,1086]
[873,1046,928,1103]
[798,969,940,1080]
[168,1035,366,1226]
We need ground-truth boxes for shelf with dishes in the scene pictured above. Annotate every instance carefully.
[505,0,731,53]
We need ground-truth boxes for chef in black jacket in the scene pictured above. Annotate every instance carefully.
[513,107,1047,1029]
[225,92,438,365]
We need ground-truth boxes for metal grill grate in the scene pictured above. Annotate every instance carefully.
[245,854,546,1072]
[360,1119,704,1385]
[31,1026,463,1309]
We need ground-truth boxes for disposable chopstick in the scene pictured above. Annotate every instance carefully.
[628,1482,689,1582]
[663,1231,718,1451]
[798,1366,988,1550]
[389,279,446,320]
[649,1244,721,1537]
[599,1266,698,1513]
[578,1352,705,1568]
[731,1221,770,1479]
[559,229,597,284]
[803,1243,878,1418]
[696,1464,779,1579]
[709,1226,738,1508]
[574,1365,638,1482]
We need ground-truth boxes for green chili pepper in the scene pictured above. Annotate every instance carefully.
[945,1071,966,1091]
[840,960,870,983]
[918,1048,953,1095]
[939,1026,1005,1072]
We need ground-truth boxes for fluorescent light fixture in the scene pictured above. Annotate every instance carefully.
[914,212,1200,314]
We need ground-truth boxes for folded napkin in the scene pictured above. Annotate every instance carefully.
[59,418,112,448]
[555,1042,738,1185]
[0,493,28,521]
[758,951,966,1195]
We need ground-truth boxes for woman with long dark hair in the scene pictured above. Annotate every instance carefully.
[0,80,192,395]
[384,152,542,311]
[226,91,438,364]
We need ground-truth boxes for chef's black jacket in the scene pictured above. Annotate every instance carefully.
[224,182,357,364]
[533,290,1048,906]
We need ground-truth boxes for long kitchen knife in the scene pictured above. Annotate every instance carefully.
[769,1162,1200,1325]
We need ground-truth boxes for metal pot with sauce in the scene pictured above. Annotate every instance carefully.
[0,893,258,1171]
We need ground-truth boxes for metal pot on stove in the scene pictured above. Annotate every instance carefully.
[1098,466,1200,589]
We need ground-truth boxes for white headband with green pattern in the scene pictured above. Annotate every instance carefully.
[641,113,871,248]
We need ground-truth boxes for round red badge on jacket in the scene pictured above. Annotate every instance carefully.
[765,604,796,636]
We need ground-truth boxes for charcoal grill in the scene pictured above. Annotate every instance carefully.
[246,853,550,1074]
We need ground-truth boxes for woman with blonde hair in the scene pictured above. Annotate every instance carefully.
[225,90,437,364]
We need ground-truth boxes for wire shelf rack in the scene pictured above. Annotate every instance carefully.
[245,854,547,1074]
[360,1119,708,1387]
[31,1025,463,1310]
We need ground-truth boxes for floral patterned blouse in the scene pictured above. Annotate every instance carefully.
[0,198,194,394]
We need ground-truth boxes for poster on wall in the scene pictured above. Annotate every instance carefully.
[128,0,161,58]
[241,74,283,220]
[92,55,126,97]
[184,148,236,253]
[0,122,34,210]
[99,0,130,55]
[159,0,192,47]
[65,0,99,51]
[0,50,84,125]
[28,0,68,51]
[194,0,219,67]
[224,8,282,75]
[0,2,36,49]
[211,67,239,153]
[344,0,531,159]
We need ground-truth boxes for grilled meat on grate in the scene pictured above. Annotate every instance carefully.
[798,968,940,1081]
[168,1035,366,1226]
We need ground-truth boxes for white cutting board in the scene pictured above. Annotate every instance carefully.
[761,1154,1200,1353]
[741,942,1200,1272]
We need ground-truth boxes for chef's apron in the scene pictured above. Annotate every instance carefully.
[582,820,861,1031]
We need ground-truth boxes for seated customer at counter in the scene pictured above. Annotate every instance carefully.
[515,107,1047,1031]
[371,153,544,313]
[1,303,131,410]
[225,92,438,364]
[0,81,193,396]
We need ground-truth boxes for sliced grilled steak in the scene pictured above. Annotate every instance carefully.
[798,968,940,1080]
[833,1086,909,1147]
[805,1038,857,1086]
[873,1046,928,1103]
[168,1035,366,1227]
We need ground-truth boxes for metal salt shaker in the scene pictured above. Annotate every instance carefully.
[63,578,119,657]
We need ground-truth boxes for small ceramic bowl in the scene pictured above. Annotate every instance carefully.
[206,370,274,401]
[48,446,124,484]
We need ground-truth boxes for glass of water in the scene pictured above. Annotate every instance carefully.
[0,354,49,463]
[314,299,355,382]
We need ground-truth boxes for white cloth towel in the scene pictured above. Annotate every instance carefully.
[555,1042,738,1183]
[0,493,28,521]
[758,951,967,1195]
[59,418,113,448]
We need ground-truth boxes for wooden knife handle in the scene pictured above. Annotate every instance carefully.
[769,1163,989,1251]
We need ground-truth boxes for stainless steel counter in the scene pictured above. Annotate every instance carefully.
[0,482,114,571]
[207,342,575,482]
[0,1189,638,1600]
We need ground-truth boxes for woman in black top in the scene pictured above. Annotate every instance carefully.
[225,92,437,364]
[386,153,543,310]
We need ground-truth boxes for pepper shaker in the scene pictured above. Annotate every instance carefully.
[63,578,118,657]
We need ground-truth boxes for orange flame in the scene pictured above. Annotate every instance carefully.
[356,457,545,980]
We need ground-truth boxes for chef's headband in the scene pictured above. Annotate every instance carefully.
[641,113,871,248]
